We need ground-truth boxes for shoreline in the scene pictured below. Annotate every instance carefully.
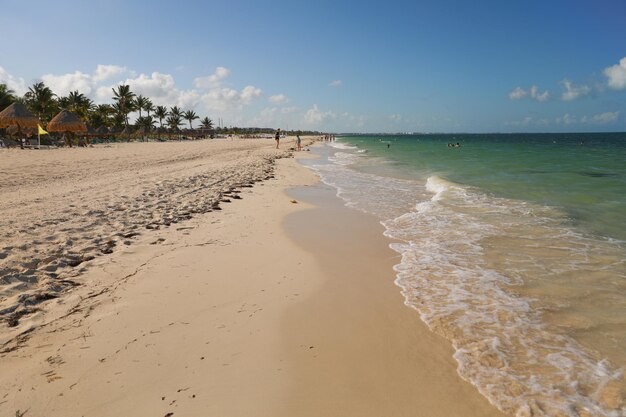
[0,140,504,416]
[279,169,504,417]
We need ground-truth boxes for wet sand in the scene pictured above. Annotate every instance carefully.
[280,182,505,417]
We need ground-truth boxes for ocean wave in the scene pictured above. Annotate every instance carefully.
[387,177,626,417]
[328,142,358,150]
[308,143,626,417]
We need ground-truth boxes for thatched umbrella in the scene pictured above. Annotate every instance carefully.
[0,103,39,149]
[47,110,87,147]
[6,125,36,136]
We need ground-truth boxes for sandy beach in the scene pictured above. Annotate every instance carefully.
[0,138,503,416]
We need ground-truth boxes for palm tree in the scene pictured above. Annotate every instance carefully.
[154,105,168,128]
[59,90,93,119]
[112,84,135,133]
[169,106,182,118]
[166,114,183,130]
[183,110,199,129]
[136,115,155,130]
[134,95,149,119]
[111,102,127,131]
[0,83,15,111]
[0,84,15,111]
[144,99,155,118]
[200,116,213,129]
[88,104,114,129]
[135,115,155,141]
[24,82,57,122]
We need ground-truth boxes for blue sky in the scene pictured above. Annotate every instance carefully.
[1,0,625,132]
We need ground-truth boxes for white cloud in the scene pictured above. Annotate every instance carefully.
[592,111,619,123]
[191,68,263,112]
[584,111,619,124]
[560,79,590,101]
[529,85,550,101]
[42,71,94,97]
[508,85,549,101]
[200,88,242,112]
[508,87,527,100]
[556,113,577,125]
[93,64,130,82]
[269,94,288,104]
[125,72,177,100]
[555,111,618,126]
[604,57,626,90]
[304,104,336,124]
[281,106,299,114]
[240,85,262,104]
[176,90,202,110]
[247,105,301,127]
[389,114,402,121]
[39,65,131,98]
[2,64,281,128]
[0,66,27,95]
[342,112,366,127]
[199,85,262,112]
[193,67,231,88]
[329,80,342,87]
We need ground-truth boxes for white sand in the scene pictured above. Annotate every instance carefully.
[0,138,504,416]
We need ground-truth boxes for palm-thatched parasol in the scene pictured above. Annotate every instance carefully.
[0,103,39,149]
[47,110,87,147]
[6,125,36,135]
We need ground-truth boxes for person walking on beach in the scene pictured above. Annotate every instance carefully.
[296,134,302,151]
[275,128,281,149]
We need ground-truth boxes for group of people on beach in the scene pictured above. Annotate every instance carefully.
[274,128,302,151]
[323,134,336,142]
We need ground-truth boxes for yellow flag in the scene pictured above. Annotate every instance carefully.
[38,124,49,135]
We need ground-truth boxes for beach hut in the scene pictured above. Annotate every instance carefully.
[0,103,39,149]
[47,110,87,147]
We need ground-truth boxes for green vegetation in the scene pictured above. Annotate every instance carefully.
[0,81,322,145]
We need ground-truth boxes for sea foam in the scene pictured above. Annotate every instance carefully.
[307,141,626,417]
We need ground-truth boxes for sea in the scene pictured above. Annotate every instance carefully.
[303,133,626,417]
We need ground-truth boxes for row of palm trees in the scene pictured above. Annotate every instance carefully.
[0,82,214,134]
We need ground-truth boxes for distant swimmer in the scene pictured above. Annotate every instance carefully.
[387,143,390,148]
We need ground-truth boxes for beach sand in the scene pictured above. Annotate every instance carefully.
[0,138,503,416]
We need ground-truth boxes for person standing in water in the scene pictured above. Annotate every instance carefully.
[275,128,281,149]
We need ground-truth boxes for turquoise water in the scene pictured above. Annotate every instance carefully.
[343,133,626,242]
[305,134,626,417]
